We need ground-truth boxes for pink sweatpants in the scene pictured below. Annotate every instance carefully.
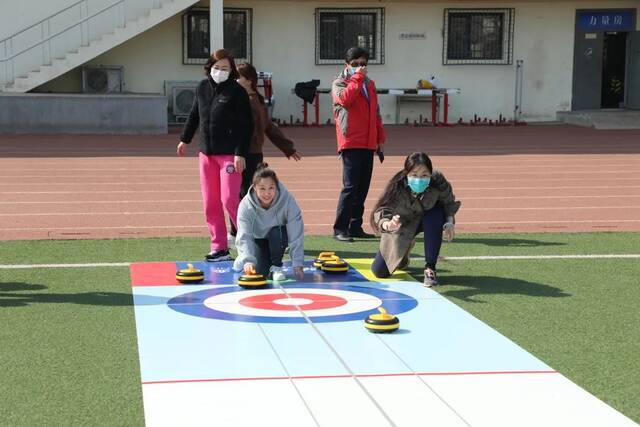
[198,153,242,251]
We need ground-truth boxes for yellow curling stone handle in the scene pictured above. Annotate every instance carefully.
[318,251,336,259]
[370,307,395,321]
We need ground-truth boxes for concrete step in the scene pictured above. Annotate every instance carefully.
[557,110,640,130]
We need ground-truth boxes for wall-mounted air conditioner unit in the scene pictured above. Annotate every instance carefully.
[164,80,199,123]
[172,86,197,117]
[82,65,124,93]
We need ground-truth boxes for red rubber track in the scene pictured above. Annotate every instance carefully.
[1,125,639,240]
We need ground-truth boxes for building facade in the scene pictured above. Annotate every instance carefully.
[2,1,639,127]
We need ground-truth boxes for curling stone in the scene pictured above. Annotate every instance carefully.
[314,251,337,268]
[237,273,268,289]
[364,307,400,333]
[176,263,205,284]
[321,256,349,274]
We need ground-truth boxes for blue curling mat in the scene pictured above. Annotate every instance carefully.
[131,260,638,427]
[131,260,551,384]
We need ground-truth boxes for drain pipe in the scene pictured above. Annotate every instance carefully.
[514,60,524,124]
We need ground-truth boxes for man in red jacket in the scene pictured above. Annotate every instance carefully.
[331,47,386,242]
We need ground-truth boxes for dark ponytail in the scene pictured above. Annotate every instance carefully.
[252,162,279,187]
[237,62,266,105]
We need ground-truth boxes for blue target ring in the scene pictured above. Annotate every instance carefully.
[167,284,418,323]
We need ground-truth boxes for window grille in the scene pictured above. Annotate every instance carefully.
[315,8,385,65]
[183,8,252,65]
[443,8,514,65]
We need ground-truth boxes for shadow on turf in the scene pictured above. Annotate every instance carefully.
[0,282,136,308]
[437,275,571,303]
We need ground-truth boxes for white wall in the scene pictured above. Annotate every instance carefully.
[1,0,82,40]
[33,1,640,122]
[0,0,184,86]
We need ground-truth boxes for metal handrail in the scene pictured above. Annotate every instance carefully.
[0,0,125,62]
[0,0,87,44]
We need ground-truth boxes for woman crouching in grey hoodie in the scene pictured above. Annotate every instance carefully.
[233,163,305,281]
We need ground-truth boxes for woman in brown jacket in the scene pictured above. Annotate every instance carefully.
[237,63,302,194]
[371,152,461,287]
[229,63,303,237]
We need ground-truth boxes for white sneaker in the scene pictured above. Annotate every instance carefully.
[270,266,286,282]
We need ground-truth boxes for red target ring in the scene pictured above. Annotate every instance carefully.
[239,292,348,311]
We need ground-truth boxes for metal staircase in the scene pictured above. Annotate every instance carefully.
[0,0,199,92]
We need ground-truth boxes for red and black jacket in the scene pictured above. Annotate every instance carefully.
[331,70,385,152]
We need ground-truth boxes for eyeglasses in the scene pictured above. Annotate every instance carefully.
[349,61,367,67]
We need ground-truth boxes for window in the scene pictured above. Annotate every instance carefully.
[443,9,515,65]
[182,8,252,65]
[316,8,385,65]
[223,8,251,61]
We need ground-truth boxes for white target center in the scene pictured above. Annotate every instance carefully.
[273,298,313,306]
[203,288,382,318]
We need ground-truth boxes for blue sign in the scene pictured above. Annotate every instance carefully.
[577,10,635,31]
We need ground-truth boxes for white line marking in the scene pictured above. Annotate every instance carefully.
[4,185,640,195]
[441,254,640,261]
[0,200,202,205]
[4,195,640,204]
[0,211,202,217]
[2,254,639,269]
[457,206,640,211]
[6,177,640,184]
[255,323,321,427]
[454,195,640,200]
[2,164,640,172]
[0,182,202,186]
[0,190,202,195]
[0,263,131,269]
[1,148,639,155]
[0,225,208,231]
[2,170,640,179]
[273,283,398,426]
[3,219,640,232]
[6,206,640,217]
[458,219,640,225]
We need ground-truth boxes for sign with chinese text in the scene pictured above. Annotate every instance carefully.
[577,10,635,31]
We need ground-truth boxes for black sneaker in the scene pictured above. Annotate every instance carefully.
[205,249,232,262]
[333,233,354,242]
[349,230,376,239]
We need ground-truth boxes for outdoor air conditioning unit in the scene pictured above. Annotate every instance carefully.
[82,65,123,93]
[164,80,199,123]
[172,86,196,116]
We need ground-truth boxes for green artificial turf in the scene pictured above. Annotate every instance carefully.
[0,232,638,424]
[0,267,142,426]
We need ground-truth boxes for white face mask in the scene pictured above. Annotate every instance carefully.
[210,69,229,84]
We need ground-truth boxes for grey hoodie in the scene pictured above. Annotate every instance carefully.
[233,182,304,271]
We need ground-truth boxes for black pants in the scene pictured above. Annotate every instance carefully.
[371,204,446,278]
[241,153,264,199]
[333,149,374,235]
[255,225,288,276]
[230,153,264,236]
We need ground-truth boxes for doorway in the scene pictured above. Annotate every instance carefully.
[601,31,627,108]
[572,9,637,111]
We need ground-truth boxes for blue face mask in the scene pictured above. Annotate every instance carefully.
[407,176,430,193]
